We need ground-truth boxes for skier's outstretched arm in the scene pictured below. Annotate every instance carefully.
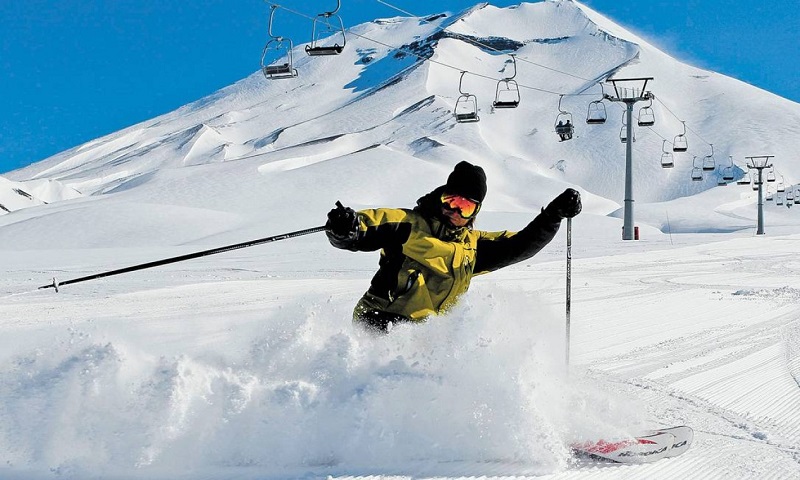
[474,188,581,273]
[325,202,412,252]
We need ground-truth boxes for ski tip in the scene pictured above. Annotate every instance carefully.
[648,426,694,458]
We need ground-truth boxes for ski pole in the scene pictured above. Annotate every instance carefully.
[39,225,327,292]
[565,217,572,366]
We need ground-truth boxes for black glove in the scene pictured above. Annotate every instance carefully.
[544,188,582,219]
[326,201,359,240]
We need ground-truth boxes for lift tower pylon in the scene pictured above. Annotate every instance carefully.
[604,77,654,240]
[745,156,775,235]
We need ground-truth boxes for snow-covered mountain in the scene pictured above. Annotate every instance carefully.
[1,2,800,479]
[3,0,798,248]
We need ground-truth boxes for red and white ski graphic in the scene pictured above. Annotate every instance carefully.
[571,425,693,464]
[571,431,676,464]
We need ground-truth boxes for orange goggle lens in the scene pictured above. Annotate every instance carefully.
[441,194,480,219]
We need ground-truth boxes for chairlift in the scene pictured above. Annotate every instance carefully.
[454,71,479,123]
[673,121,688,152]
[700,144,715,171]
[787,189,796,201]
[751,176,762,191]
[554,95,574,141]
[619,112,635,143]
[777,175,786,192]
[777,195,784,206]
[637,98,655,127]
[737,169,752,185]
[717,171,728,186]
[766,193,774,202]
[586,83,607,124]
[305,0,346,56]
[794,193,800,205]
[586,101,607,124]
[721,156,735,181]
[660,140,674,168]
[261,5,298,79]
[721,168,734,182]
[492,55,520,109]
[691,156,703,181]
[767,165,776,182]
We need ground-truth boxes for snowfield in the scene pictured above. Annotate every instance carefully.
[1,226,799,479]
[1,1,799,479]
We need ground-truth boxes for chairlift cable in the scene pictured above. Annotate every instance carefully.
[652,96,713,146]
[606,101,711,161]
[600,82,716,160]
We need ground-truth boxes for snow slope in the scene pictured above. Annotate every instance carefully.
[0,1,799,479]
[0,176,81,216]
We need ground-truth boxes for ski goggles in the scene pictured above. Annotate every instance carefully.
[441,193,481,219]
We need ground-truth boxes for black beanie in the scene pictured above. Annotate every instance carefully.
[445,161,487,202]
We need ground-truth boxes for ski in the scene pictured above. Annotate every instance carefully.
[571,426,693,464]
[647,425,694,458]
[572,431,675,463]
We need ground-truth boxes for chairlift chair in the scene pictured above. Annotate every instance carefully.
[554,95,574,141]
[716,165,728,186]
[305,0,346,56]
[721,167,734,182]
[766,193,774,202]
[454,71,479,123]
[701,144,716,171]
[586,101,607,124]
[637,98,655,127]
[660,140,674,168]
[737,169,751,185]
[794,192,800,204]
[777,175,786,192]
[787,189,796,201]
[619,125,636,143]
[673,121,688,152]
[492,55,520,109]
[691,156,703,181]
[619,112,635,143]
[721,156,735,181]
[777,195,784,206]
[493,80,520,109]
[767,166,777,182]
[261,5,298,79]
[586,82,607,124]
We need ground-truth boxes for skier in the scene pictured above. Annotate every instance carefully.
[326,161,582,333]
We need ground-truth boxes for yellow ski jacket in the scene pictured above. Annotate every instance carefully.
[329,188,562,322]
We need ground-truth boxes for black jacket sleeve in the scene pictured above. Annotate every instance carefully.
[473,209,562,274]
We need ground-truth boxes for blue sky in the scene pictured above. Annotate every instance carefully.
[1,1,797,174]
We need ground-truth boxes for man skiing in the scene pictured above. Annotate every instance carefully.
[326,161,582,333]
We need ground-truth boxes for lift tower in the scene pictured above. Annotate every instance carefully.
[746,155,774,235]
[605,77,654,240]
